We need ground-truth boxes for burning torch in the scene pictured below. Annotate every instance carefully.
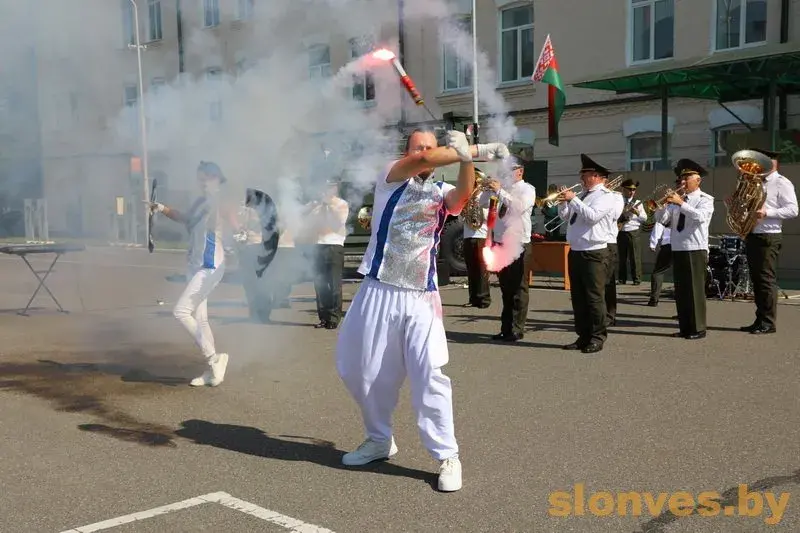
[372,48,438,122]
[482,195,500,270]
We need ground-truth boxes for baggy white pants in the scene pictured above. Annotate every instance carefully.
[173,265,225,359]
[336,277,458,461]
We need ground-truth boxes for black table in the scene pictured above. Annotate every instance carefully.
[0,243,86,316]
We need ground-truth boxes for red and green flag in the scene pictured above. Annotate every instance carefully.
[532,34,566,147]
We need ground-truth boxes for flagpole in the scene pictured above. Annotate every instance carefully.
[471,0,479,144]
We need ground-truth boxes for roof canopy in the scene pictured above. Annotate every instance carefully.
[571,42,800,102]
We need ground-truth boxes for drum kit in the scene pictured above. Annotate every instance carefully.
[705,234,752,301]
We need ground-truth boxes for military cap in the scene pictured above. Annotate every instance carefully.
[579,154,610,177]
[673,158,708,178]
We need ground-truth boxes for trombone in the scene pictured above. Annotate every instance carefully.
[644,183,686,216]
[534,183,583,209]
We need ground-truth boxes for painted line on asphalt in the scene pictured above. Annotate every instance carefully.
[59,491,335,533]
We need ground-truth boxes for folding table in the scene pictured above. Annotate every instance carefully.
[0,243,86,316]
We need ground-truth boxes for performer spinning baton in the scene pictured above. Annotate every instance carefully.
[145,161,240,387]
[336,128,509,492]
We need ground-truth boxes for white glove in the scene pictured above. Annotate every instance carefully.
[477,143,510,161]
[446,130,472,162]
[143,201,165,213]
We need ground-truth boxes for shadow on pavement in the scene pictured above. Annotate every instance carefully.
[173,419,438,489]
[633,468,800,533]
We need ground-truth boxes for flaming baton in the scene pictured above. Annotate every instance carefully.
[372,48,438,122]
[482,195,499,269]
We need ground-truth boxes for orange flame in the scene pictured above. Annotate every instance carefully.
[372,48,396,61]
[482,245,495,271]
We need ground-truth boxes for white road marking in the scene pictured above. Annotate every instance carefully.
[59,491,335,533]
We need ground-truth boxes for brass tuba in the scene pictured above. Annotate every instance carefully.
[462,169,495,230]
[725,149,771,238]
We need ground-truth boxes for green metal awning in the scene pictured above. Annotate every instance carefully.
[571,42,800,102]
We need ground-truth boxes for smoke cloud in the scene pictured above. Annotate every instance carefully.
[0,0,533,363]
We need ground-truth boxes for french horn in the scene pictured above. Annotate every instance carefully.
[462,169,496,230]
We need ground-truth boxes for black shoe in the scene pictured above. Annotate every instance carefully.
[686,331,707,340]
[325,322,339,330]
[314,321,328,329]
[476,302,491,309]
[739,322,761,332]
[607,318,616,327]
[617,280,626,285]
[671,332,687,338]
[581,342,603,354]
[563,340,586,350]
[647,300,658,307]
[492,332,523,342]
[750,325,776,335]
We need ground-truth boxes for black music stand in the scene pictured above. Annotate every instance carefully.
[0,243,86,316]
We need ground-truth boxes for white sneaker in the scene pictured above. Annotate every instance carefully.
[341,437,398,466]
[438,455,462,492]
[190,353,229,387]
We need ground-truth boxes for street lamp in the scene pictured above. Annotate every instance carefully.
[471,0,479,144]
[127,0,150,247]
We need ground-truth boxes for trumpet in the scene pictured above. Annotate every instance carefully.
[644,183,686,216]
[534,183,583,209]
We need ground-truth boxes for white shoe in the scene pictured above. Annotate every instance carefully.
[438,455,462,492]
[190,353,229,387]
[342,437,398,466]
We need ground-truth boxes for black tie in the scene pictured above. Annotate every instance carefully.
[676,196,688,232]
[569,190,592,225]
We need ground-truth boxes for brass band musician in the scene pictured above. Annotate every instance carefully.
[557,154,618,354]
[654,159,714,340]
[739,148,798,335]
[616,179,647,285]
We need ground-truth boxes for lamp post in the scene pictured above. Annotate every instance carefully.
[127,0,150,246]
[471,0,479,144]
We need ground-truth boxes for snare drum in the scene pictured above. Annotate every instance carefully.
[719,235,744,254]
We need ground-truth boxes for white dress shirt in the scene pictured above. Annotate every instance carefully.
[494,180,536,244]
[311,197,350,246]
[752,170,799,234]
[619,197,648,232]
[655,189,714,252]
[608,192,624,245]
[463,190,493,239]
[649,222,671,251]
[557,183,618,251]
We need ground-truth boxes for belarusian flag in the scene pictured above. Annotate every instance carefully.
[532,34,566,147]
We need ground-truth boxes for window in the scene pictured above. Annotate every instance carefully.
[630,0,674,63]
[499,5,534,83]
[349,37,376,103]
[628,135,669,171]
[148,0,162,40]
[715,0,766,50]
[309,44,332,79]
[121,0,135,45]
[443,17,472,91]
[203,0,220,27]
[236,0,254,20]
[712,126,749,167]
[124,84,138,133]
[206,68,222,121]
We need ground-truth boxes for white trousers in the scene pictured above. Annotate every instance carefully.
[336,277,458,461]
[173,265,225,360]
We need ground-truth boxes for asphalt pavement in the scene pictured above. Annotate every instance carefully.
[1,246,799,533]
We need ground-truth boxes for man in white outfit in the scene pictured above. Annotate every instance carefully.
[336,128,509,492]
[148,161,239,387]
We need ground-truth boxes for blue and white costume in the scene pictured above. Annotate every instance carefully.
[336,170,460,462]
[173,193,227,362]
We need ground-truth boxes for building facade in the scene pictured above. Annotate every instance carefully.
[6,0,799,246]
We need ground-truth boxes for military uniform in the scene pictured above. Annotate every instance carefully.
[493,160,536,341]
[557,154,619,353]
[655,159,715,339]
[616,179,647,284]
[740,148,799,334]
[604,182,624,326]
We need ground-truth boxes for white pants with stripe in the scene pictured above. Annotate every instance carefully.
[173,265,225,359]
[336,277,459,461]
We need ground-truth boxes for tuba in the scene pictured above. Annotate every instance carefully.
[725,149,771,238]
[462,169,496,230]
